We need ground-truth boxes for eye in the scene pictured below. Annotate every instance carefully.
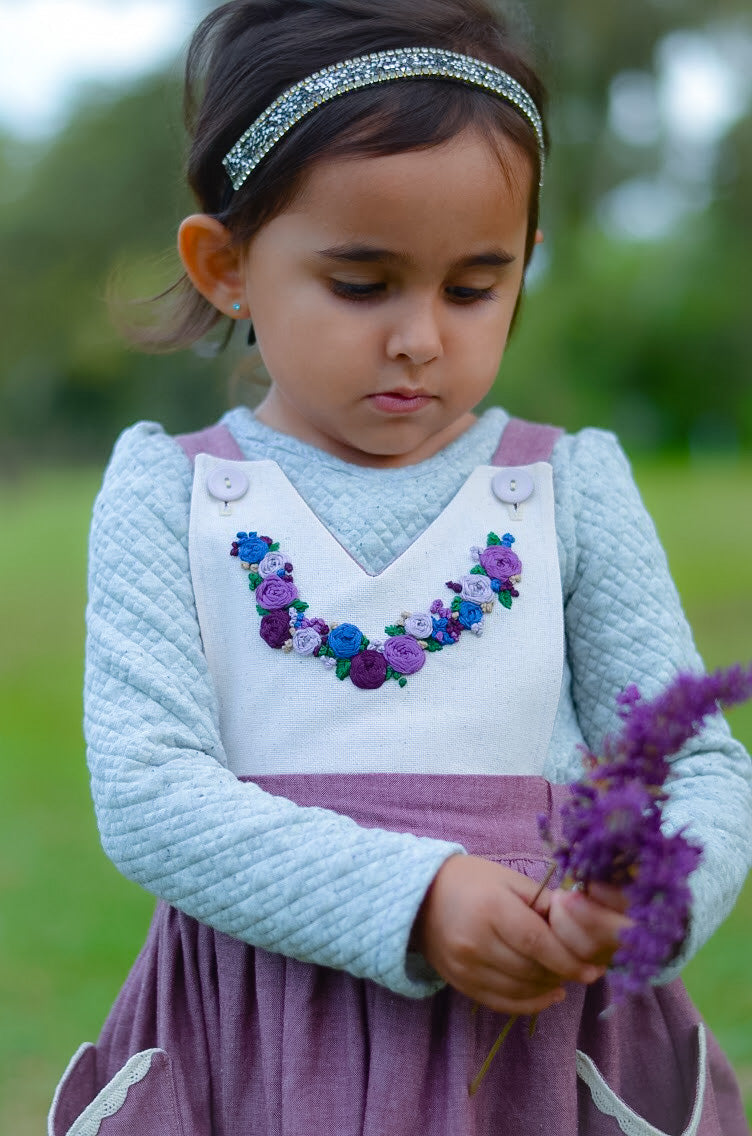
[329,280,386,301]
[445,286,497,304]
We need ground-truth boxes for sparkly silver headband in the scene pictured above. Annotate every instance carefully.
[223,47,545,192]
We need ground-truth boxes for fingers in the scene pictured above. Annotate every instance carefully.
[414,857,613,1011]
[491,897,607,987]
[460,967,567,1016]
[586,881,631,913]
[548,889,632,967]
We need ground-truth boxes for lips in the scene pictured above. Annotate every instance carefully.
[368,389,435,414]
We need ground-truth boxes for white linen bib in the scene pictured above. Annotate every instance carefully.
[189,457,564,777]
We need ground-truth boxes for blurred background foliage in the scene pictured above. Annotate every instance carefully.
[0,0,750,467]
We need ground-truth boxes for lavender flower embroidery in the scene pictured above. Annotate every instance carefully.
[232,529,521,690]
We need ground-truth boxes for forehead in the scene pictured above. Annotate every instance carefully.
[272,129,532,258]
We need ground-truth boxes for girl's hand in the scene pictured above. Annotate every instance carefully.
[547,883,632,969]
[411,855,607,1015]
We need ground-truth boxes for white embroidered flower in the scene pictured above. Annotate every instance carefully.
[404,613,434,639]
[459,573,494,604]
[292,627,322,656]
[258,551,288,578]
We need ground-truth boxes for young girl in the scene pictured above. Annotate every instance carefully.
[51,1,751,1133]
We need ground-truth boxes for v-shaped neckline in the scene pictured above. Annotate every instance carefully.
[237,458,506,581]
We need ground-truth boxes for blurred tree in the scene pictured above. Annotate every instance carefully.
[496,0,752,450]
[0,74,234,467]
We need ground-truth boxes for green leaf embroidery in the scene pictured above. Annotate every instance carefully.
[424,639,443,653]
[398,677,408,688]
[498,590,512,609]
[385,624,406,637]
[269,543,280,552]
[256,605,270,617]
[336,658,351,680]
[291,600,309,612]
[451,596,462,612]
[486,532,501,545]
[248,572,263,590]
[470,564,485,575]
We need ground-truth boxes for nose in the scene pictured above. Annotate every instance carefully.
[385,294,444,366]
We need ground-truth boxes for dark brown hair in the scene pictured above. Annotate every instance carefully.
[132,0,548,351]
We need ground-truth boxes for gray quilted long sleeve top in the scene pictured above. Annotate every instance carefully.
[84,406,751,998]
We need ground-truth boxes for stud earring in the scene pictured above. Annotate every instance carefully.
[232,303,242,314]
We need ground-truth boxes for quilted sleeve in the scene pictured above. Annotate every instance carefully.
[556,428,752,980]
[84,422,463,998]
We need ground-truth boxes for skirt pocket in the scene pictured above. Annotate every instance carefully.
[48,1044,184,1136]
[576,1023,708,1136]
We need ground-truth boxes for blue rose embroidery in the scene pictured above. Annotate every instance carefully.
[236,531,270,564]
[457,601,483,629]
[327,623,364,658]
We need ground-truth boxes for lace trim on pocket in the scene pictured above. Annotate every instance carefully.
[62,1048,163,1136]
[576,1023,707,1136]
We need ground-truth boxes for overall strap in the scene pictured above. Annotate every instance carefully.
[491,417,563,466]
[175,416,563,466]
[175,423,244,464]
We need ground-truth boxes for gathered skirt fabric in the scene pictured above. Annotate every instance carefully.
[50,775,749,1136]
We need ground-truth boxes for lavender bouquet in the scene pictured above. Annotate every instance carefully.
[470,663,752,1095]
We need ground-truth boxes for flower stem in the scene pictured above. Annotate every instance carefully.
[467,862,558,1094]
[469,1015,516,1096]
[530,862,557,907]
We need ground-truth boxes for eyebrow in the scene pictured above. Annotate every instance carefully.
[316,244,516,268]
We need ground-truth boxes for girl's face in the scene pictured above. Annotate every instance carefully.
[245,128,533,467]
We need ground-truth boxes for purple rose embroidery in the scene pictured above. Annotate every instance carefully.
[404,613,434,640]
[350,650,388,690]
[258,551,288,578]
[459,574,494,604]
[259,609,291,648]
[292,627,322,656]
[327,623,363,658]
[383,636,426,676]
[256,576,298,610]
[479,546,522,583]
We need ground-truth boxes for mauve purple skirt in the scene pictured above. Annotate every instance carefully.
[50,775,748,1136]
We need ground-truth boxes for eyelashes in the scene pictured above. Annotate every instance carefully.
[329,280,498,305]
[330,281,385,300]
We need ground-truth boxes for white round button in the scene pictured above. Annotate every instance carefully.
[492,468,534,505]
[206,466,249,502]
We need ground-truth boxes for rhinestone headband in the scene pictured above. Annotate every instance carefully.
[223,47,545,192]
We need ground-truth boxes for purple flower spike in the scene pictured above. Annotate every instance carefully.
[611,665,752,787]
[543,663,752,1004]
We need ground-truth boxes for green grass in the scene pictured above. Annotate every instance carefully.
[0,458,750,1132]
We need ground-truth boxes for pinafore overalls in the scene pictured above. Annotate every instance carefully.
[49,418,748,1136]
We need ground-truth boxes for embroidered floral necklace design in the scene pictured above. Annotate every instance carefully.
[230,531,522,690]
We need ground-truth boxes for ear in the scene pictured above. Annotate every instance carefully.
[178,215,248,318]
[534,228,544,245]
